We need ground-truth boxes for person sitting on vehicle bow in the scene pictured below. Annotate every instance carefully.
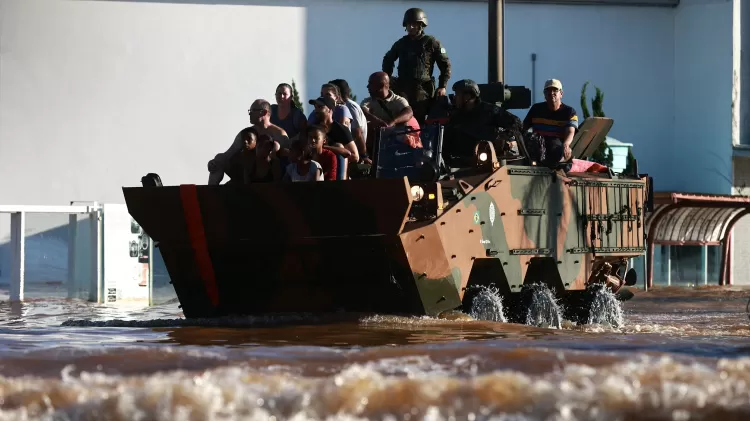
[329,79,369,164]
[309,96,359,179]
[283,139,323,182]
[307,125,338,181]
[271,83,307,142]
[360,71,422,150]
[207,127,258,185]
[522,79,578,168]
[207,99,289,185]
[442,79,522,168]
[244,134,282,183]
[307,83,353,129]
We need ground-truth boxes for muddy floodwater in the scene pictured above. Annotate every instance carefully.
[0,285,749,420]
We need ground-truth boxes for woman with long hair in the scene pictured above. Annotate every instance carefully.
[271,83,307,141]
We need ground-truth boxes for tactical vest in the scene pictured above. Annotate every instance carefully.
[448,103,499,141]
[443,102,521,159]
[396,34,436,82]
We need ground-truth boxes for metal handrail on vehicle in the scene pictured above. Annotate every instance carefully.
[373,123,445,180]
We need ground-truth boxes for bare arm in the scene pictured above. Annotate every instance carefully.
[325,144,351,158]
[325,142,358,163]
[352,126,367,161]
[343,141,359,163]
[208,130,246,175]
[362,107,388,127]
[562,127,575,146]
[223,131,244,156]
[562,127,575,160]
[389,106,413,126]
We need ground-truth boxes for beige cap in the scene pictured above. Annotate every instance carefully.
[544,79,563,90]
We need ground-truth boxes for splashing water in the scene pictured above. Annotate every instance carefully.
[587,284,624,329]
[469,286,507,322]
[525,284,562,329]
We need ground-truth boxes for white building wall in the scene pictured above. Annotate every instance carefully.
[0,0,677,206]
[0,0,702,284]
[732,0,750,286]
[0,0,307,205]
[673,0,734,195]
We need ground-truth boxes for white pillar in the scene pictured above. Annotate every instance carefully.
[665,246,672,286]
[733,0,742,145]
[9,212,26,301]
[89,205,103,303]
[701,245,708,285]
[148,237,154,306]
[67,214,78,298]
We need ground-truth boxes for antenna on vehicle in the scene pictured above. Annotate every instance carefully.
[488,0,504,84]
[481,0,531,110]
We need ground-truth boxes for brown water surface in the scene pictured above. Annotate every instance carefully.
[0,285,748,420]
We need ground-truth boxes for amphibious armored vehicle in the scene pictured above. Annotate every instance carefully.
[123,114,651,324]
[121,0,652,324]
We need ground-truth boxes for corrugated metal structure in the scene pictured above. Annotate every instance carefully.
[645,192,750,287]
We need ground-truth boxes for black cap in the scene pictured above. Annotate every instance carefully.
[308,96,336,111]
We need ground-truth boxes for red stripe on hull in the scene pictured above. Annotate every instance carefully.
[179,184,220,307]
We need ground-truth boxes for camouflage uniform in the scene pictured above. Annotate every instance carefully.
[382,8,451,127]
[443,80,523,167]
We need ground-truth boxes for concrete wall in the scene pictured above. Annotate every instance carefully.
[731,0,750,286]
[672,0,734,195]
[0,0,729,286]
[0,0,676,206]
[738,0,750,147]
[732,155,750,285]
[0,0,307,205]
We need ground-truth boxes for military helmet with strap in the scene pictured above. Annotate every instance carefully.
[403,8,428,27]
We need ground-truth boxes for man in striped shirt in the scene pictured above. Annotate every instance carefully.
[522,79,578,164]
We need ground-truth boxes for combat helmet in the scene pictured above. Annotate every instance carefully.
[403,8,428,27]
[452,79,481,98]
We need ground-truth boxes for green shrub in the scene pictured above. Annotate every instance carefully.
[291,79,303,113]
[580,81,613,168]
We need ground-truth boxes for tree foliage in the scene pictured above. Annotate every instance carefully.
[623,147,636,175]
[580,81,613,168]
[291,79,304,113]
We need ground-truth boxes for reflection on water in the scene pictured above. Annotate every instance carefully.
[0,285,748,420]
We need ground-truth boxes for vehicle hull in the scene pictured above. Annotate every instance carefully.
[123,165,648,323]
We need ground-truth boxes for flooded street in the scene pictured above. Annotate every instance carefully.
[0,285,749,420]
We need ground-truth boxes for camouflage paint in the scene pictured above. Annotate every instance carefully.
[399,163,647,317]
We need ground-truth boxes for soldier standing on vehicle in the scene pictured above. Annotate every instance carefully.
[443,79,523,167]
[382,7,451,127]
